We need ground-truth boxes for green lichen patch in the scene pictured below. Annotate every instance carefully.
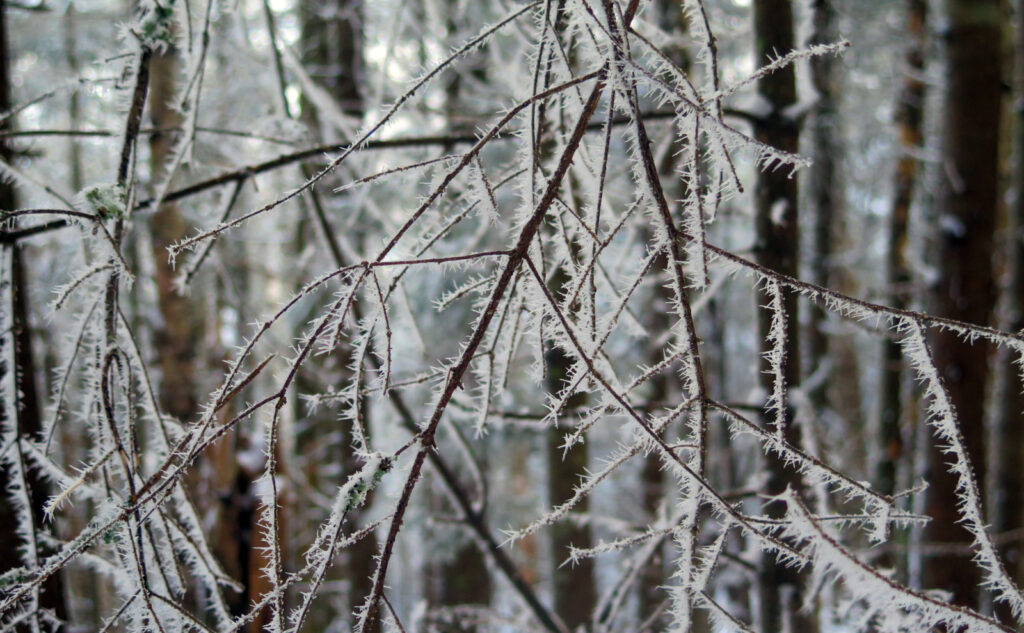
[79,182,127,220]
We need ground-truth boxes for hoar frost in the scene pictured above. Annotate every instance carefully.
[78,183,127,220]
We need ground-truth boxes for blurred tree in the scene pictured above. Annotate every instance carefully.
[923,0,1002,613]
[877,0,926,501]
[751,1,816,631]
[0,0,68,627]
[993,0,1024,623]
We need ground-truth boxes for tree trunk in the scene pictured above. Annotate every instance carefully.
[0,0,69,626]
[422,5,494,627]
[543,111,597,633]
[877,0,927,501]
[635,2,691,626]
[0,244,71,630]
[806,0,864,445]
[297,3,382,630]
[923,0,1002,613]
[545,352,596,631]
[65,5,83,194]
[752,2,815,631]
[425,514,492,632]
[993,0,1024,624]
[873,2,927,603]
[532,5,597,630]
[149,51,199,424]
[806,0,842,398]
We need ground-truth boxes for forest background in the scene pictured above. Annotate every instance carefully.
[1,0,1022,632]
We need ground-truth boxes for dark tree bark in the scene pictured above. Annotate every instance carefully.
[752,2,815,631]
[424,520,492,633]
[806,0,842,394]
[993,0,1024,624]
[531,5,596,630]
[545,349,596,631]
[923,0,1002,613]
[299,0,363,118]
[806,0,863,438]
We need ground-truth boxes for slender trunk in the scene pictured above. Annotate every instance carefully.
[533,5,596,629]
[878,0,927,501]
[51,20,99,602]
[545,348,596,630]
[806,0,841,397]
[149,51,198,424]
[425,514,492,632]
[0,245,71,629]
[635,2,691,625]
[147,41,237,626]
[807,0,864,441]
[752,3,814,631]
[923,0,1002,613]
[993,0,1024,623]
[65,5,83,193]
[874,2,927,603]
